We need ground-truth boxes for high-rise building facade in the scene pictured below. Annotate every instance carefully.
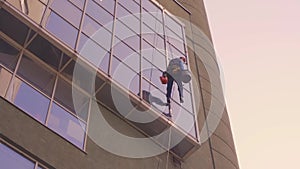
[0,0,239,169]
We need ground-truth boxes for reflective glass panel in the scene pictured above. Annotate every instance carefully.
[86,0,114,31]
[113,40,140,73]
[165,28,185,53]
[60,53,72,71]
[0,142,35,169]
[142,14,163,35]
[17,55,55,96]
[82,15,112,50]
[54,77,89,121]
[45,11,78,48]
[118,0,140,16]
[171,87,193,113]
[0,39,19,71]
[78,33,110,73]
[111,57,139,95]
[141,78,168,113]
[142,40,166,71]
[48,103,86,148]
[165,14,183,39]
[50,0,82,28]
[123,35,140,53]
[116,5,140,34]
[93,0,115,14]
[114,21,139,47]
[61,59,105,94]
[0,10,29,45]
[170,102,196,138]
[11,79,50,123]
[141,59,165,92]
[27,35,62,70]
[142,23,164,48]
[167,43,185,59]
[82,15,101,36]
[142,0,162,22]
[182,89,194,113]
[69,0,85,9]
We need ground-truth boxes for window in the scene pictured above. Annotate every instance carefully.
[17,55,56,96]
[111,56,140,95]
[165,14,184,39]
[118,0,140,16]
[48,103,86,149]
[45,11,78,48]
[141,78,168,113]
[142,13,164,36]
[0,9,29,45]
[166,28,185,53]
[54,77,89,121]
[142,0,163,22]
[27,35,63,70]
[0,141,48,169]
[0,39,19,71]
[50,0,82,28]
[142,39,166,71]
[0,142,35,169]
[114,22,140,51]
[86,0,114,31]
[113,40,140,73]
[78,34,110,73]
[93,0,115,15]
[61,59,106,94]
[82,15,112,51]
[69,0,86,10]
[170,102,196,138]
[10,78,50,123]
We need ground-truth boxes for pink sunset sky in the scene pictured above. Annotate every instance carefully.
[204,0,300,168]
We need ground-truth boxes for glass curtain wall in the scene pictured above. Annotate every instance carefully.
[2,0,198,142]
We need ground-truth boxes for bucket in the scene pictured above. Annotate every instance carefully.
[181,70,191,83]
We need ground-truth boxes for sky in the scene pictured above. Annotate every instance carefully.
[204,0,300,169]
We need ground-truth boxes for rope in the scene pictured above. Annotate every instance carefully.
[145,11,173,169]
[165,127,172,169]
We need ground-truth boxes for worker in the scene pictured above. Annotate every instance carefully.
[162,57,187,106]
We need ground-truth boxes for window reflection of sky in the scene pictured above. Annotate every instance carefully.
[48,103,86,149]
[0,142,35,169]
[14,81,50,123]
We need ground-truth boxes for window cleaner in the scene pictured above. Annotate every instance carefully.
[160,57,191,117]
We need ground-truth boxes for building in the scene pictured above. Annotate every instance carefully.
[0,0,239,169]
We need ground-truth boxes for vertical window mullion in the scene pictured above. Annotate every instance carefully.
[139,0,142,100]
[75,0,88,52]
[44,71,58,126]
[40,0,53,27]
[108,0,118,76]
[5,49,23,100]
[162,9,168,66]
[83,97,92,150]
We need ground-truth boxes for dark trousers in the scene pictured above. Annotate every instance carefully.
[166,73,183,103]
